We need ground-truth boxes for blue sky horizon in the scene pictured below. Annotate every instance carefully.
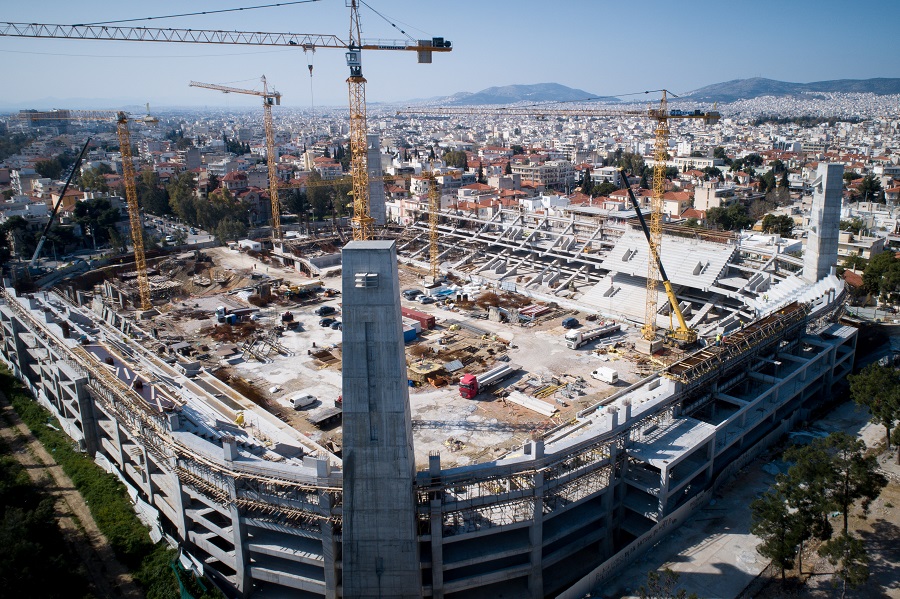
[2,0,899,110]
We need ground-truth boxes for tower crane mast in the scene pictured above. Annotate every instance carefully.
[189,77,284,244]
[398,96,719,341]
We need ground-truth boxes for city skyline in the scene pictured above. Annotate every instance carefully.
[2,0,899,110]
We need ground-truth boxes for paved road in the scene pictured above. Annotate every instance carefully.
[0,395,143,599]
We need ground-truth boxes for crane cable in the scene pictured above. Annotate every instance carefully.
[303,46,315,112]
[74,0,323,27]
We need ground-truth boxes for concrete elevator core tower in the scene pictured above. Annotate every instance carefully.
[341,240,422,598]
[803,162,844,283]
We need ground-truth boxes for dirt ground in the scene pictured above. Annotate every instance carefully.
[0,395,142,599]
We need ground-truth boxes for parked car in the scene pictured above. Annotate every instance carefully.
[417,295,436,304]
[561,317,579,329]
[319,317,336,327]
[315,305,336,316]
[330,321,342,330]
[402,288,423,300]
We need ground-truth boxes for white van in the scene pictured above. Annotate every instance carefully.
[591,367,618,384]
[290,392,317,409]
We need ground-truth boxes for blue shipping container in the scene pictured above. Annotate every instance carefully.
[403,326,418,342]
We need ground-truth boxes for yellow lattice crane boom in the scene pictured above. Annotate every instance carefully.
[21,109,157,310]
[189,76,284,243]
[398,95,719,341]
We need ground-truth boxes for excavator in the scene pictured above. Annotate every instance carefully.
[619,174,698,346]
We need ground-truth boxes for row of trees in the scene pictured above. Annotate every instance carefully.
[750,432,886,595]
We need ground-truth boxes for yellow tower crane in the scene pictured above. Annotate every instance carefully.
[189,76,284,244]
[22,109,157,311]
[1,13,452,242]
[398,95,719,342]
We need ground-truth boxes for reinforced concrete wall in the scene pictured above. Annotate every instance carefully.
[341,240,422,597]
[803,162,843,283]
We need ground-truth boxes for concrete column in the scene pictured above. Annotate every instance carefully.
[318,491,339,599]
[528,469,545,599]
[429,453,444,599]
[803,163,843,283]
[223,440,251,598]
[341,241,422,598]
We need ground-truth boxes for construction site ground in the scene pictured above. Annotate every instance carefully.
[147,248,657,468]
[602,399,900,599]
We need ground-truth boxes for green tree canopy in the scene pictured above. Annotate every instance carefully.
[637,568,698,599]
[73,197,121,247]
[848,363,900,449]
[818,532,870,599]
[706,203,753,231]
[761,214,794,237]
[751,483,803,580]
[854,174,883,202]
[167,172,198,225]
[442,150,468,169]
[862,251,900,299]
[34,158,63,180]
[785,433,887,534]
[592,181,619,198]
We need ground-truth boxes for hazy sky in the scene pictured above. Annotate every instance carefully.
[2,0,899,110]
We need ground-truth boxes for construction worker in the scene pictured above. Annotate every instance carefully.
[715,333,722,346]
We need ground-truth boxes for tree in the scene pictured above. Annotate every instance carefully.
[707,203,752,231]
[848,363,900,449]
[214,216,247,243]
[73,198,121,247]
[637,568,698,599]
[818,532,869,599]
[167,172,198,225]
[761,214,794,237]
[592,181,619,198]
[892,423,900,465]
[702,166,722,179]
[207,173,219,192]
[137,171,170,216]
[504,161,512,175]
[34,158,63,180]
[862,251,900,299]
[750,484,802,581]
[442,150,468,169]
[840,217,865,234]
[843,172,863,183]
[779,171,790,190]
[579,168,593,196]
[477,162,486,184]
[510,144,524,156]
[855,174,883,202]
[786,433,887,534]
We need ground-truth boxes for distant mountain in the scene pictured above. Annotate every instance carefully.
[413,83,619,106]
[683,77,900,103]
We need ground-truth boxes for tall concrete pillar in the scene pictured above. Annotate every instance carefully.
[803,163,843,283]
[367,134,387,226]
[341,240,422,598]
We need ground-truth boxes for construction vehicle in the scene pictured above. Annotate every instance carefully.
[1,8,452,243]
[190,76,284,244]
[21,109,158,310]
[397,92,718,339]
[565,321,621,349]
[459,362,519,399]
[620,181,698,345]
[29,138,92,271]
